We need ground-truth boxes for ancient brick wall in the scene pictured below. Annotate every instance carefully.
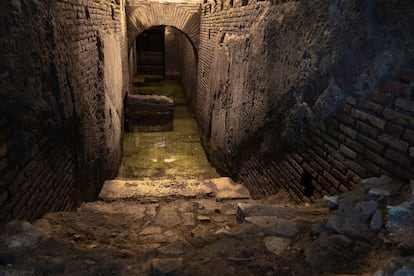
[0,0,128,225]
[178,32,198,102]
[197,0,414,200]
[239,69,414,202]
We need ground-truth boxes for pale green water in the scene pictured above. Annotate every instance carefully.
[117,80,219,180]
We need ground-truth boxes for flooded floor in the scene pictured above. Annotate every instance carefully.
[117,79,219,180]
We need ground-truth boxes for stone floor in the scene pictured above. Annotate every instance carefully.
[1,176,414,275]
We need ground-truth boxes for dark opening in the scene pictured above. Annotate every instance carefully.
[136,26,165,76]
[300,171,315,198]
[241,0,248,6]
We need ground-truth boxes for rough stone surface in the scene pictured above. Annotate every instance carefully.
[152,258,183,275]
[263,236,291,256]
[0,0,128,225]
[244,217,298,238]
[236,203,294,221]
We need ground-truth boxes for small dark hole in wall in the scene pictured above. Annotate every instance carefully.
[85,6,90,20]
[229,0,233,7]
[111,6,115,20]
[301,171,315,198]
[241,0,248,6]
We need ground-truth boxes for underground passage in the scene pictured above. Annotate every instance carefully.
[0,0,414,275]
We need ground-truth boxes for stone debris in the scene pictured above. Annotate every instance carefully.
[307,176,414,273]
[324,195,339,210]
[0,221,47,249]
[263,236,291,256]
[1,176,412,275]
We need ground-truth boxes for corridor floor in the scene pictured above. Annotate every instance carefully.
[117,79,219,180]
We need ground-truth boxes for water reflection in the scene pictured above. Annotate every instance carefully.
[117,80,219,180]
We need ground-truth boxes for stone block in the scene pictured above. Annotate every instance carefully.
[125,94,174,132]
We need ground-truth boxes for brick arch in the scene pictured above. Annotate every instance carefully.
[127,2,201,50]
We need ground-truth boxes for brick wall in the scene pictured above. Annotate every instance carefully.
[178,32,198,103]
[196,0,414,200]
[0,0,128,225]
[239,69,414,202]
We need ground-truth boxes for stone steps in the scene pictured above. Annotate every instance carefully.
[99,176,251,202]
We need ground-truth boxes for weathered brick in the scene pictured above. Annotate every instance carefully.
[340,144,357,159]
[343,137,365,154]
[358,99,384,114]
[365,150,394,169]
[383,108,414,128]
[356,134,384,154]
[352,109,386,129]
[338,113,355,125]
[380,80,411,96]
[367,90,393,105]
[355,121,378,138]
[323,171,340,187]
[378,134,409,152]
[339,123,357,139]
[314,155,332,171]
[320,133,339,148]
[403,129,414,143]
[384,149,411,169]
[309,160,323,173]
[344,160,367,176]
[325,144,345,162]
[384,122,403,137]
[0,190,8,207]
[395,99,414,113]
[330,168,347,183]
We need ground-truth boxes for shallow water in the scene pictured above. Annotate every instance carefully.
[117,79,219,180]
